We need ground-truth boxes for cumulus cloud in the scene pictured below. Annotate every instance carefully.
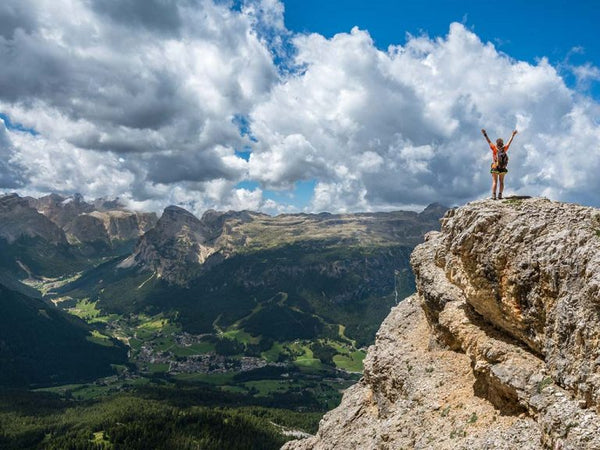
[1,1,599,214]
[249,23,600,210]
[0,0,277,208]
[0,1,37,40]
[90,0,183,35]
[0,120,26,188]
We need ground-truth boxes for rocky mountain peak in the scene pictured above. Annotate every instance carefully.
[0,192,21,205]
[163,204,195,217]
[287,197,600,450]
[160,205,203,227]
[120,205,217,284]
[22,193,157,248]
[151,205,210,243]
[419,201,450,220]
[0,193,67,245]
[30,193,94,227]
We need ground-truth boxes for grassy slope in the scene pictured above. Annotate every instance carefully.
[56,240,414,347]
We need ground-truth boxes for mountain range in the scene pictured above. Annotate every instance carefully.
[0,191,446,385]
[55,200,446,346]
[0,193,156,283]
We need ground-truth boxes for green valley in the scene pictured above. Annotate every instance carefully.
[0,193,446,448]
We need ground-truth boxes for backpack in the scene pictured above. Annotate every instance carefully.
[497,147,509,169]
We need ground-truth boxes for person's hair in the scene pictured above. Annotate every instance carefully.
[496,138,504,148]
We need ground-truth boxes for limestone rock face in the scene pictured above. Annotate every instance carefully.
[88,210,157,243]
[419,198,600,410]
[29,193,92,228]
[0,193,67,245]
[286,198,600,450]
[64,214,111,247]
[26,193,157,246]
[120,205,217,284]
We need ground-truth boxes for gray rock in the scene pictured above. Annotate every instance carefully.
[0,193,67,244]
[286,198,600,450]
[25,192,157,246]
[120,205,217,284]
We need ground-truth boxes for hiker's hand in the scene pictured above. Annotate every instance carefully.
[481,129,487,135]
[512,130,518,135]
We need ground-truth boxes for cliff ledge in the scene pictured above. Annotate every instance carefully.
[285,197,600,450]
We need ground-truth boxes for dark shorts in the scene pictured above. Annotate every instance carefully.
[490,165,508,174]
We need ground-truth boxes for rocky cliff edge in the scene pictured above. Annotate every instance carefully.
[285,197,600,450]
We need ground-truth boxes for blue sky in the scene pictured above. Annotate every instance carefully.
[285,0,598,59]
[274,0,600,209]
[283,0,599,96]
[0,0,599,215]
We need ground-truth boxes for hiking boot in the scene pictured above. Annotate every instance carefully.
[491,194,496,200]
[498,193,503,200]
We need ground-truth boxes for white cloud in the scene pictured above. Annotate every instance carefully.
[572,63,600,90]
[0,120,26,188]
[248,22,600,210]
[0,0,278,209]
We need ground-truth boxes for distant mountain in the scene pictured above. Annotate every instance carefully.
[0,282,128,387]
[0,194,81,280]
[27,193,93,228]
[0,193,157,282]
[119,206,444,287]
[27,193,158,252]
[118,205,222,285]
[0,193,67,245]
[57,205,448,347]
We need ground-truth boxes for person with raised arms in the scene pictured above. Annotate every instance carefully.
[481,128,518,200]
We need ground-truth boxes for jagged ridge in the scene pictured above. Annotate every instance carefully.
[120,205,446,285]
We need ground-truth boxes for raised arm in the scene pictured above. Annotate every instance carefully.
[481,129,492,145]
[506,130,518,149]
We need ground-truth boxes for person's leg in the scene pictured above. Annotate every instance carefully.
[491,173,498,199]
[498,173,506,199]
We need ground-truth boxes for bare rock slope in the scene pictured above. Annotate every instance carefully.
[285,197,600,450]
[27,193,157,245]
[0,193,67,245]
